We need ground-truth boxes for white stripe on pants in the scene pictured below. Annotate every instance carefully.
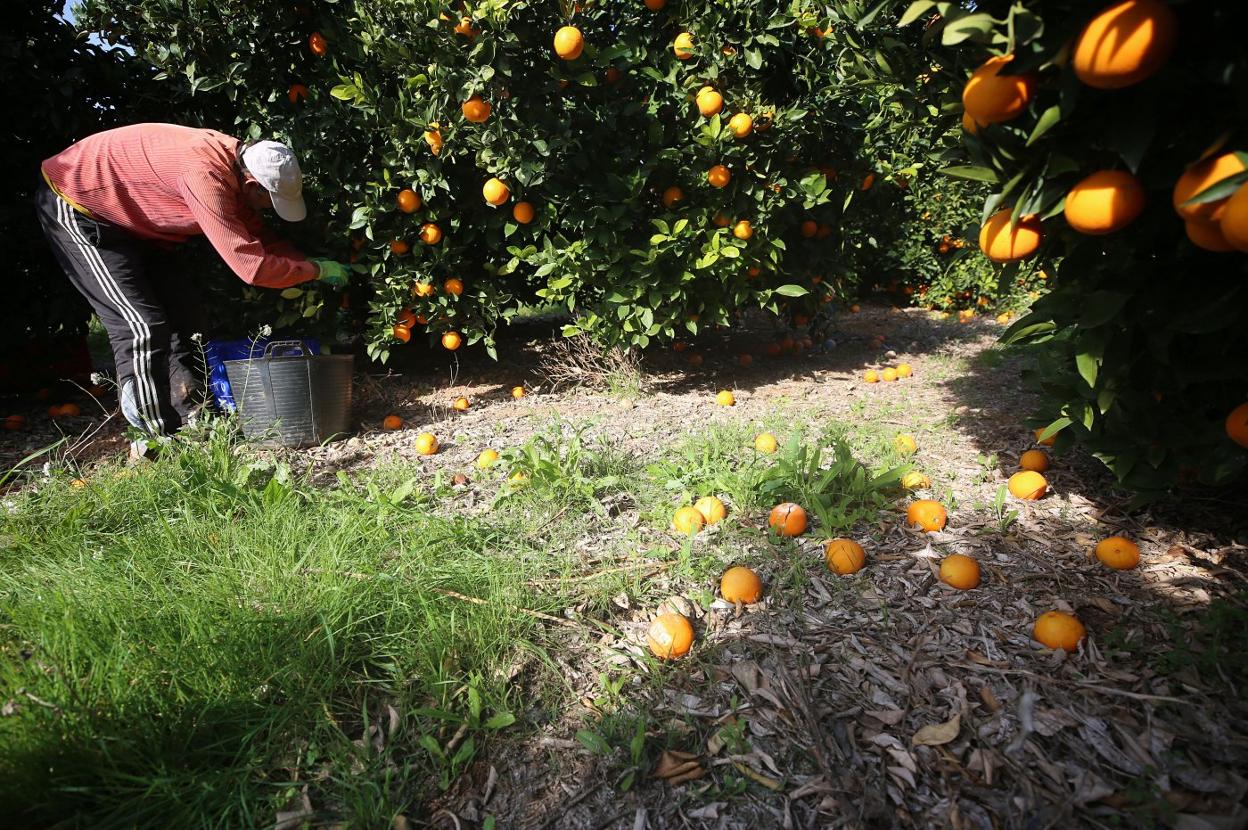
[54,197,166,434]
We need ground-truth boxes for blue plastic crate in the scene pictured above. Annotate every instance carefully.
[203,336,321,411]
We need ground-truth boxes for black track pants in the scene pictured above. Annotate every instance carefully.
[34,180,200,435]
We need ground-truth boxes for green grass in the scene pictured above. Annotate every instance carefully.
[0,414,905,827]
[0,423,587,826]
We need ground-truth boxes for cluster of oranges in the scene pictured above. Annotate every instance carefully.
[863,363,913,384]
[963,1,1247,261]
[647,426,1138,660]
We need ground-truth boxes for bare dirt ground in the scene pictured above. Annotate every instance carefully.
[6,306,1247,829]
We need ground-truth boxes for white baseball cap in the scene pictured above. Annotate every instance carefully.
[241,140,307,222]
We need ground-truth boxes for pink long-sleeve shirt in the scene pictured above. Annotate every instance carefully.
[43,123,317,289]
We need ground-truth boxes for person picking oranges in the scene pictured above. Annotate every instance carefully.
[37,124,351,442]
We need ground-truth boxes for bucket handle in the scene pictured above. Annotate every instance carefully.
[262,339,309,359]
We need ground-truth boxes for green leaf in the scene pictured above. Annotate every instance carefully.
[1026,105,1062,146]
[899,1,937,27]
[575,730,610,755]
[774,284,809,297]
[1075,352,1099,388]
[940,13,997,46]
[1179,171,1248,208]
[1079,291,1130,328]
[939,165,999,183]
[483,712,515,730]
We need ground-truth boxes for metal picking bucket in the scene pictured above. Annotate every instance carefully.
[223,340,354,447]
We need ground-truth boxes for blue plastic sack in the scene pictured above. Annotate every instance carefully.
[203,337,321,411]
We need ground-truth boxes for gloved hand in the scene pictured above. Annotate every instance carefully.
[310,258,350,288]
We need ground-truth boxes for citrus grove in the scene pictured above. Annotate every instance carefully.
[74,0,970,363]
[22,0,1248,491]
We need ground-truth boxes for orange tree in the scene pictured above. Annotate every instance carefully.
[76,0,952,361]
[902,0,1248,493]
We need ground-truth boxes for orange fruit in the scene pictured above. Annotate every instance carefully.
[712,212,731,228]
[720,566,762,603]
[881,368,898,382]
[662,186,684,208]
[389,239,410,255]
[554,25,584,60]
[4,414,25,431]
[961,110,981,134]
[452,396,470,411]
[861,173,875,191]
[288,83,309,103]
[696,87,723,117]
[800,220,818,238]
[476,449,500,469]
[824,538,866,575]
[1220,182,1248,252]
[707,164,731,188]
[906,499,947,532]
[483,177,510,206]
[687,353,704,367]
[1173,153,1247,221]
[864,370,879,383]
[939,554,981,590]
[1033,610,1086,652]
[768,502,807,537]
[673,32,694,60]
[396,189,421,213]
[962,54,1035,125]
[1072,0,1178,90]
[896,363,913,378]
[47,405,62,418]
[392,324,411,343]
[604,67,622,84]
[1063,170,1146,235]
[453,16,478,38]
[748,266,761,278]
[901,471,931,490]
[728,112,753,138]
[423,127,444,155]
[672,505,706,534]
[509,471,529,485]
[462,95,492,123]
[894,434,917,455]
[737,353,753,367]
[1019,449,1050,472]
[646,612,693,659]
[308,31,328,56]
[715,390,735,407]
[414,432,440,455]
[381,414,403,431]
[732,220,753,240]
[1007,470,1048,500]
[412,281,435,298]
[644,0,666,10]
[419,223,443,245]
[1185,217,1235,252]
[694,496,728,524]
[511,386,526,399]
[754,433,778,453]
[979,210,1043,263]
[512,201,535,224]
[443,277,464,296]
[1033,427,1057,446]
[441,331,463,351]
[1095,536,1141,570]
[1227,402,1248,448]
